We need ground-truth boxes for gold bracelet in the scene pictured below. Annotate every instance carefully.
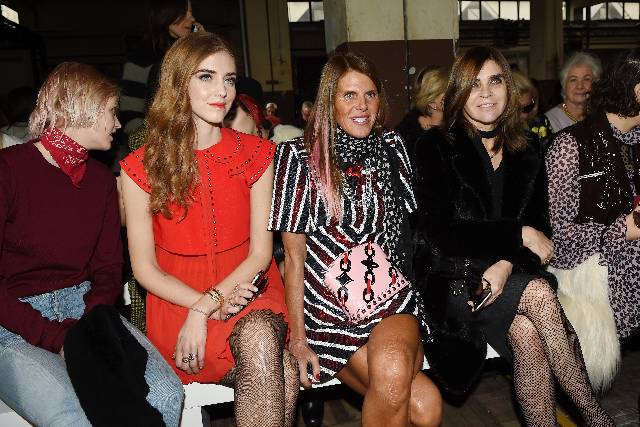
[189,306,210,317]
[204,287,225,309]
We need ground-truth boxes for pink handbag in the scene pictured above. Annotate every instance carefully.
[324,242,409,324]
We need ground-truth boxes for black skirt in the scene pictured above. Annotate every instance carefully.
[446,273,538,364]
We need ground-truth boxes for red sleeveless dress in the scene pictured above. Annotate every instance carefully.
[121,128,288,384]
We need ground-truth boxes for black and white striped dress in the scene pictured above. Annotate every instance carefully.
[269,128,429,382]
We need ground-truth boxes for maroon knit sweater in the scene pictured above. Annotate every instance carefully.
[0,143,122,352]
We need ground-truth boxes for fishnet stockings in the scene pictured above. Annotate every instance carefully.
[508,279,614,427]
[509,315,556,425]
[220,309,299,427]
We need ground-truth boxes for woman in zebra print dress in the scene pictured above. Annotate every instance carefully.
[269,52,442,427]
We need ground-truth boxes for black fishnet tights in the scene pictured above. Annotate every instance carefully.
[508,279,614,427]
[220,309,299,427]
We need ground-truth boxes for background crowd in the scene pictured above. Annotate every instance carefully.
[1,1,639,427]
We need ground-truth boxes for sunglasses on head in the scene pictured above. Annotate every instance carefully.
[521,99,536,114]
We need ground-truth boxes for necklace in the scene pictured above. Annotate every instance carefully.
[477,123,502,160]
[479,127,500,139]
[561,103,581,123]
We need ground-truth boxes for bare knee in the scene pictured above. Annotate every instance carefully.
[368,342,416,410]
[410,376,443,427]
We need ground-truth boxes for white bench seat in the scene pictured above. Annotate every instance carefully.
[0,399,30,427]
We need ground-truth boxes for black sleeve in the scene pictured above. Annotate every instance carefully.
[521,146,552,237]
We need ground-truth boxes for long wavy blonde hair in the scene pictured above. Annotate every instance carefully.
[144,32,235,218]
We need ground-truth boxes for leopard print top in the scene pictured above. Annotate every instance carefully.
[546,124,640,338]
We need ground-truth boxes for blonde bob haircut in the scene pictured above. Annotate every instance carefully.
[145,32,236,218]
[28,62,119,139]
[413,68,448,117]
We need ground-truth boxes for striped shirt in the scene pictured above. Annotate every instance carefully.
[269,130,428,381]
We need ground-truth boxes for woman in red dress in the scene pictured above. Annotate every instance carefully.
[120,32,298,426]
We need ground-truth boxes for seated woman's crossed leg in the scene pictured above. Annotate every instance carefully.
[508,279,612,426]
[220,309,299,427]
[337,314,442,427]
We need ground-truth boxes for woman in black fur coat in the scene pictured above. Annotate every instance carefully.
[413,46,613,426]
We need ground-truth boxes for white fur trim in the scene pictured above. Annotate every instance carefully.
[548,254,620,392]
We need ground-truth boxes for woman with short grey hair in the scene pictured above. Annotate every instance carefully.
[545,51,602,133]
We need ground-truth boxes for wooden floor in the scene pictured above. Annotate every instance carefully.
[209,338,640,427]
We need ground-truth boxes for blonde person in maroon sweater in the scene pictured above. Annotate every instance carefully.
[0,62,183,426]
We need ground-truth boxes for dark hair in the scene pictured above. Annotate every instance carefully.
[443,46,526,152]
[305,51,390,218]
[147,0,189,54]
[589,50,640,117]
[235,76,264,105]
[224,94,265,136]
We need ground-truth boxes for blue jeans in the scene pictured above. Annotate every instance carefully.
[0,282,184,427]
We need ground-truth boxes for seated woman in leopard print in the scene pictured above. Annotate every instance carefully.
[546,50,640,391]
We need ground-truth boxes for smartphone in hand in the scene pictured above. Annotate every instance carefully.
[249,270,268,297]
[469,278,492,313]
[226,271,268,319]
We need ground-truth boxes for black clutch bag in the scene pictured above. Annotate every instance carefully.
[417,255,491,395]
[431,256,492,312]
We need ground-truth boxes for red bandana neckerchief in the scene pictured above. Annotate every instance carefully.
[39,127,89,187]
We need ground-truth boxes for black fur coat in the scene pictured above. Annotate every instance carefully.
[413,124,550,286]
[412,124,551,394]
